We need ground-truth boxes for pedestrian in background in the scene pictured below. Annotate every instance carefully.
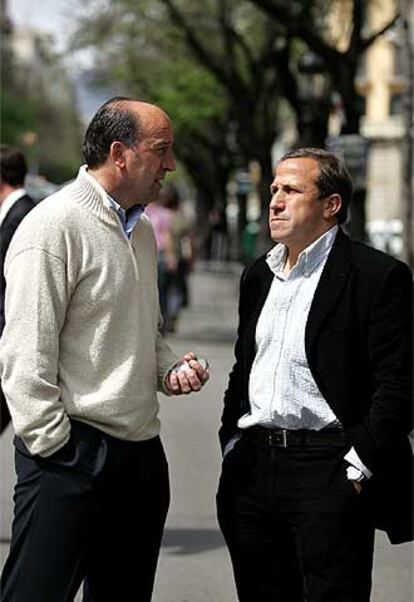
[0,97,209,602]
[217,147,413,602]
[0,145,35,434]
[160,183,195,330]
[145,188,177,332]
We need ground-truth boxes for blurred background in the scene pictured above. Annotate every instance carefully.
[1,3,413,599]
[1,0,413,267]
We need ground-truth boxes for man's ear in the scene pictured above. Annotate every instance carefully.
[323,193,342,220]
[109,141,127,168]
[0,181,7,202]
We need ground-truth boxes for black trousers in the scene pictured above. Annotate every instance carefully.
[1,421,170,602]
[216,433,375,602]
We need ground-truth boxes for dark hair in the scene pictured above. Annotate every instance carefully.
[0,145,28,187]
[82,96,143,168]
[278,147,353,225]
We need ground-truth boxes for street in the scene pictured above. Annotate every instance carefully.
[0,264,413,601]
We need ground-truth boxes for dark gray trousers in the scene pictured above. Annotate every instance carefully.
[1,421,170,602]
[217,434,375,602]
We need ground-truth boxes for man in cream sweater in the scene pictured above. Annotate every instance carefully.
[0,97,209,602]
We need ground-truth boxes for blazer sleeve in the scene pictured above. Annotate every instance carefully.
[349,260,413,470]
[0,198,35,334]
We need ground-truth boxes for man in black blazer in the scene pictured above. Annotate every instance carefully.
[217,148,413,602]
[0,145,35,433]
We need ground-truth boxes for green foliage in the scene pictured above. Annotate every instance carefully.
[1,35,83,183]
[0,90,40,146]
[146,61,227,133]
[72,1,227,132]
[71,0,237,179]
[70,0,291,226]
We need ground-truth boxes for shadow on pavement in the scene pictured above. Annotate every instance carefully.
[161,528,226,555]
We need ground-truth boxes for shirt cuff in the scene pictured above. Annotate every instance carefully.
[344,446,373,480]
[223,435,241,458]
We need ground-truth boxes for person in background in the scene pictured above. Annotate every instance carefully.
[0,97,209,602]
[0,145,35,434]
[217,147,412,602]
[160,183,195,331]
[145,189,177,332]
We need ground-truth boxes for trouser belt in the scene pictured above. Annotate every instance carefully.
[244,425,347,448]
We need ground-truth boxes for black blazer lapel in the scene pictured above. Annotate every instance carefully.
[305,228,353,354]
[243,257,273,376]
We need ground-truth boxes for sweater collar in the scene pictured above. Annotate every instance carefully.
[69,165,119,227]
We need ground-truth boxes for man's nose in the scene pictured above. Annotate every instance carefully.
[270,191,285,210]
[163,150,176,172]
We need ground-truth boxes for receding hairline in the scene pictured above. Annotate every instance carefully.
[277,155,321,169]
[276,155,322,181]
[104,99,171,126]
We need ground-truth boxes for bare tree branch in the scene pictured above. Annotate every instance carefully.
[349,0,365,54]
[361,13,399,51]
[219,14,257,77]
[247,0,342,67]
[159,0,249,100]
[217,0,235,65]
[272,39,302,115]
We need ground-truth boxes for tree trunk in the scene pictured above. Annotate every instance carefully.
[256,151,274,256]
[401,0,414,269]
[334,64,366,242]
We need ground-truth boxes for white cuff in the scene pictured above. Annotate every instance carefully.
[346,466,365,482]
[344,446,373,479]
[223,435,241,458]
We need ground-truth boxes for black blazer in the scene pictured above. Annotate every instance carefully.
[0,193,35,433]
[0,193,35,335]
[220,228,413,544]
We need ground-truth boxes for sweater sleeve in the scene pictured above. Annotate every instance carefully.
[0,248,71,456]
[155,328,179,394]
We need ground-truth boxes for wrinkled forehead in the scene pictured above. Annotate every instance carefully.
[274,157,320,183]
[146,124,174,148]
[134,102,174,144]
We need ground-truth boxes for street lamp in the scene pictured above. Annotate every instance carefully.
[297,51,331,147]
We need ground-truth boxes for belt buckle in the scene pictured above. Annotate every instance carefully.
[268,429,288,447]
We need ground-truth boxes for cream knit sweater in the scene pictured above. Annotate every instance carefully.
[0,166,178,457]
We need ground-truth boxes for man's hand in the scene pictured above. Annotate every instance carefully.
[165,352,209,395]
[345,462,366,495]
[351,481,363,495]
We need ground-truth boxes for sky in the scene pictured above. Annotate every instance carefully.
[7,0,112,120]
[7,0,98,72]
[8,0,78,54]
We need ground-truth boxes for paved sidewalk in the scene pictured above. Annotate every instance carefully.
[1,263,413,601]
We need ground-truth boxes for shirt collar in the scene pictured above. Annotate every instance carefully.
[266,225,339,278]
[0,188,27,226]
[106,196,145,237]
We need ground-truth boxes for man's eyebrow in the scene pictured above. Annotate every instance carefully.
[147,140,172,151]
